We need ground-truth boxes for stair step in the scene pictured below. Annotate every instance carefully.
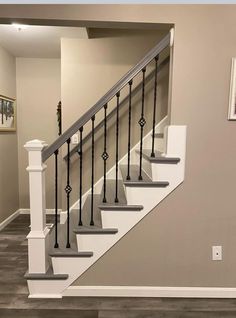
[98,204,143,211]
[120,164,152,182]
[120,164,169,187]
[79,194,102,227]
[24,268,68,280]
[138,150,181,164]
[74,227,118,235]
[154,133,164,138]
[101,179,127,205]
[48,210,79,253]
[49,250,93,258]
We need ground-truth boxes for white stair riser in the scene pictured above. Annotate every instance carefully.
[151,161,184,182]
[125,187,168,208]
[101,211,142,229]
[76,233,118,254]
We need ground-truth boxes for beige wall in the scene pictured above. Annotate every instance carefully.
[0,45,19,223]
[16,58,61,208]
[63,6,236,287]
[62,29,167,130]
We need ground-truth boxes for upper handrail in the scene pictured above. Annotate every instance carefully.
[42,32,170,162]
[65,55,170,160]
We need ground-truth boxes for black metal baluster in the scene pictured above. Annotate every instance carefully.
[115,92,120,203]
[54,149,59,248]
[1,102,3,125]
[102,104,109,203]
[126,80,133,180]
[57,101,62,136]
[78,127,83,226]
[138,68,146,180]
[65,138,72,248]
[90,116,95,226]
[151,55,159,157]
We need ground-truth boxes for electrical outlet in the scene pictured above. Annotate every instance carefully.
[72,134,79,145]
[212,246,222,261]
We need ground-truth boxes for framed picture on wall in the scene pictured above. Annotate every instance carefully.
[228,58,236,120]
[0,95,16,131]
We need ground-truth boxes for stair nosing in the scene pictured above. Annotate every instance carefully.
[98,204,143,211]
[74,228,118,235]
[123,181,169,187]
[24,271,68,280]
[49,251,93,258]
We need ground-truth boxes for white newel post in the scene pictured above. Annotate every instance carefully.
[24,139,50,274]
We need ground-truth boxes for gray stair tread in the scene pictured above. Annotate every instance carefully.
[74,227,118,234]
[77,194,102,228]
[98,204,143,211]
[48,210,79,257]
[120,164,168,187]
[123,180,169,187]
[49,250,93,257]
[141,150,181,163]
[120,164,152,182]
[24,268,68,280]
[154,133,164,138]
[102,179,127,205]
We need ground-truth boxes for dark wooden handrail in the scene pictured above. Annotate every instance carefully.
[64,55,170,160]
[42,32,170,162]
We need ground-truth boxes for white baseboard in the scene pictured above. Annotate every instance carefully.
[0,209,20,231]
[63,286,236,298]
[19,209,61,215]
[0,208,61,231]
[28,294,62,299]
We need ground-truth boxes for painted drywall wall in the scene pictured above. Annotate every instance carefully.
[63,6,236,288]
[2,4,236,287]
[16,58,61,208]
[62,29,168,131]
[0,44,19,224]
[61,29,169,207]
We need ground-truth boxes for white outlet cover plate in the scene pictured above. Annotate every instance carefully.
[72,134,79,144]
[212,246,222,261]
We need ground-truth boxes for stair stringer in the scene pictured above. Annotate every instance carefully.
[60,125,186,296]
[27,122,186,298]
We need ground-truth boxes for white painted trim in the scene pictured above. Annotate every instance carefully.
[228,57,236,120]
[0,209,20,231]
[64,286,236,298]
[28,294,62,299]
[0,208,61,231]
[19,209,62,215]
[170,28,175,47]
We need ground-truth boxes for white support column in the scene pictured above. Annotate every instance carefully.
[24,139,50,274]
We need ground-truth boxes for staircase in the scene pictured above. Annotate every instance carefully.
[24,31,187,298]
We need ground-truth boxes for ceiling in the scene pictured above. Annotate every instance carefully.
[0,24,88,58]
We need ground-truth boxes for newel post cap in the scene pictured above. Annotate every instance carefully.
[24,139,48,152]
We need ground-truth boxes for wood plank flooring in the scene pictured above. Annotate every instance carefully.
[1,214,236,317]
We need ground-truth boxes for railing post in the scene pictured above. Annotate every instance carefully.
[24,139,50,274]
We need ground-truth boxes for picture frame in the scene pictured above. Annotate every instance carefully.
[0,95,16,131]
[228,58,236,120]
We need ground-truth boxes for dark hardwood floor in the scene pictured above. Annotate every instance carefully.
[1,214,236,317]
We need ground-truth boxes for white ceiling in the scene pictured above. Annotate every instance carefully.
[0,24,88,58]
